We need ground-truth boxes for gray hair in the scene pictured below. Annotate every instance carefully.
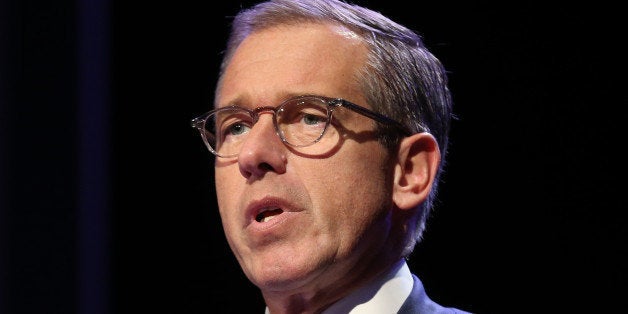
[217,0,454,257]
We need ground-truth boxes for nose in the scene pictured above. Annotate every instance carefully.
[237,114,287,179]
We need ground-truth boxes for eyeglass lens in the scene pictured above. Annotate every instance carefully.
[205,97,339,157]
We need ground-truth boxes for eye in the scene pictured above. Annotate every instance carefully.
[216,111,253,143]
[225,122,251,136]
[294,101,327,126]
[301,113,326,126]
[275,97,331,147]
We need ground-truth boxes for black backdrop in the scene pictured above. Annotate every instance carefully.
[2,1,625,313]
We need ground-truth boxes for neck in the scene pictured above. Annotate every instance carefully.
[262,256,404,314]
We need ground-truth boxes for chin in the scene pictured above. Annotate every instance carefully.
[248,263,322,293]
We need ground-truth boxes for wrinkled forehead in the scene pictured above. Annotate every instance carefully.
[215,22,368,109]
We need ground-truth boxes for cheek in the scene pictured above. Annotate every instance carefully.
[326,145,391,198]
[303,145,392,231]
[214,168,241,221]
[214,171,245,252]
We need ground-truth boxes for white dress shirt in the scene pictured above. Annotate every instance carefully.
[265,259,413,314]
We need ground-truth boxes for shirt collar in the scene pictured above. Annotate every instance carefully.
[322,259,413,314]
[264,259,414,314]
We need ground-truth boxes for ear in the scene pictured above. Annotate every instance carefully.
[392,132,441,211]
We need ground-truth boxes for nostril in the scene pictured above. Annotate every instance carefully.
[259,162,274,172]
[238,162,276,179]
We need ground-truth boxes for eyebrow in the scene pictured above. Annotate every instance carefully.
[217,92,322,109]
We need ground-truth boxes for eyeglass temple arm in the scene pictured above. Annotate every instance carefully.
[333,99,414,136]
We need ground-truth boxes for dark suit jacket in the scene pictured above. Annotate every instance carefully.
[398,275,472,314]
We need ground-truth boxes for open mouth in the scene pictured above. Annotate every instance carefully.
[255,207,284,223]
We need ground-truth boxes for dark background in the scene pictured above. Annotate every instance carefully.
[2,1,625,313]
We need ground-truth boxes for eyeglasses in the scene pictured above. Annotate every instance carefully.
[190,95,412,158]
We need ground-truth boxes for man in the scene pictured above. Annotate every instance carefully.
[191,0,471,313]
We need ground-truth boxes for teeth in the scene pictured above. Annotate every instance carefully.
[255,207,283,223]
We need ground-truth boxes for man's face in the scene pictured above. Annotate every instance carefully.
[214,23,397,296]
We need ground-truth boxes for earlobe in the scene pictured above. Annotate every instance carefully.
[392,133,441,210]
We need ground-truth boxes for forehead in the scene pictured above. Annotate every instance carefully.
[216,22,368,108]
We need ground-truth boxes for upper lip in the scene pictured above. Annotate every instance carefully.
[244,196,295,224]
